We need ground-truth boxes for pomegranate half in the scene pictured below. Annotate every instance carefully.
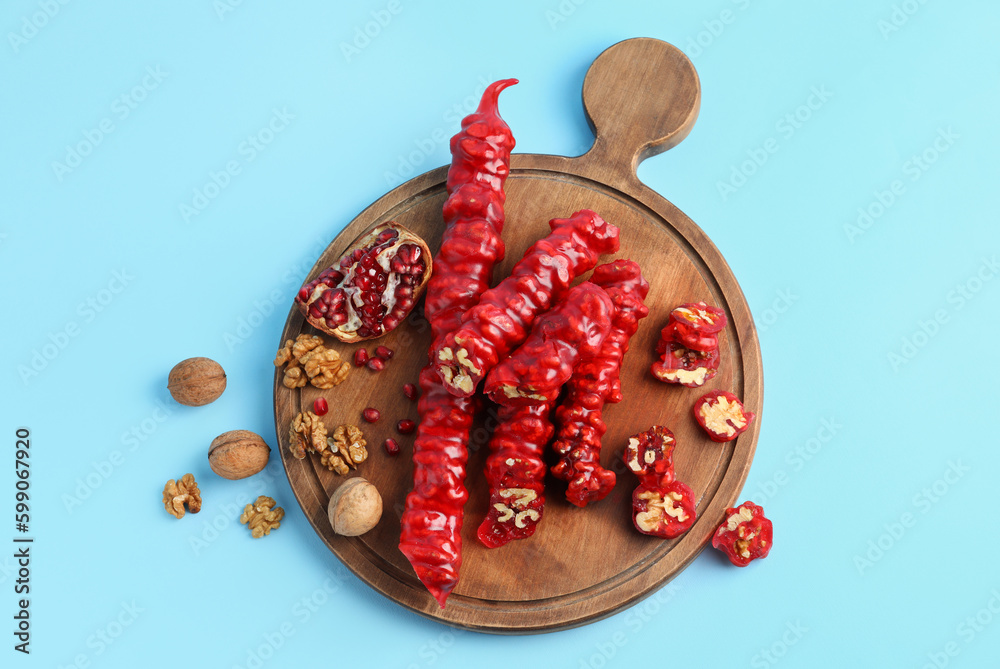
[296,222,432,342]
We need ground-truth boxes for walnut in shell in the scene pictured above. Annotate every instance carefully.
[168,357,227,406]
[208,430,270,480]
[328,478,382,536]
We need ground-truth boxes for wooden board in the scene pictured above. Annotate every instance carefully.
[273,38,762,633]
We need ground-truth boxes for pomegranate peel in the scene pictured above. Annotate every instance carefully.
[296,222,432,343]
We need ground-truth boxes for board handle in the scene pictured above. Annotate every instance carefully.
[576,38,700,185]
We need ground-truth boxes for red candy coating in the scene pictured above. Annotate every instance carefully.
[432,209,620,397]
[484,282,614,407]
[399,79,517,608]
[712,501,772,566]
[550,260,650,507]
[476,402,552,548]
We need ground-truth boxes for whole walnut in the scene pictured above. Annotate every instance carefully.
[168,357,227,406]
[328,477,382,536]
[208,430,270,480]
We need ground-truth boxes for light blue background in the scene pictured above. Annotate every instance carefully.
[3,1,999,667]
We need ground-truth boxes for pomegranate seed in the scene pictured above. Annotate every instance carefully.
[353,349,369,367]
[362,407,380,423]
[403,383,418,401]
[366,357,385,371]
[375,345,394,360]
[383,438,400,456]
[397,419,416,435]
[313,397,329,416]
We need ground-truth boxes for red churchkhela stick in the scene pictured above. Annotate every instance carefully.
[432,209,620,397]
[476,401,553,548]
[483,281,614,407]
[398,79,516,608]
[550,260,650,507]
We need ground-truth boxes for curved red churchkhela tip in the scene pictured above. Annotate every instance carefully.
[477,78,518,115]
[399,79,517,608]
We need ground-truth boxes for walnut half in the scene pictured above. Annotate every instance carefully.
[323,424,368,475]
[274,334,349,389]
[289,410,328,459]
[240,496,284,538]
[162,473,202,519]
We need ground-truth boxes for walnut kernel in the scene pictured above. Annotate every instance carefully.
[162,473,202,518]
[274,334,349,389]
[289,411,327,459]
[240,495,284,538]
[274,339,295,366]
[324,424,368,475]
[282,363,308,389]
[291,334,324,359]
[299,347,350,389]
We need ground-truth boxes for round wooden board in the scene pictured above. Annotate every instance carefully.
[273,38,762,633]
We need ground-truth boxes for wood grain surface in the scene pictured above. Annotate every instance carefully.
[273,38,762,633]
